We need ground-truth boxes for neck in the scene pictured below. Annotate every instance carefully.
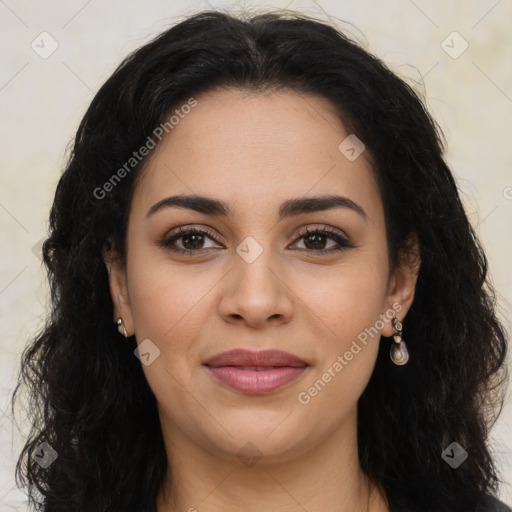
[155,407,389,512]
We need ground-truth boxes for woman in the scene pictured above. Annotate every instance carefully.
[12,8,511,512]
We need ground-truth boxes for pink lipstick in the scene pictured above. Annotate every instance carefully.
[204,349,308,394]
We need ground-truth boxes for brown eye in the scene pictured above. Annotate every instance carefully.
[158,227,222,255]
[302,232,329,250]
[180,232,206,250]
[291,226,354,255]
[158,225,354,257]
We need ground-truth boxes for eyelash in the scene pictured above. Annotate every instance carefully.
[158,225,354,257]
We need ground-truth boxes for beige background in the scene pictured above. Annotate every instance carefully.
[1,0,511,509]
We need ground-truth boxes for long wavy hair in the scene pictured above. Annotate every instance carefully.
[11,8,509,512]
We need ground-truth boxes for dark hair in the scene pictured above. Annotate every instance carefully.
[12,8,509,512]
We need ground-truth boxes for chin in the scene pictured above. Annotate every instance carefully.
[197,416,315,464]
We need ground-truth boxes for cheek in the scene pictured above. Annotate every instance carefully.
[296,272,385,418]
[124,245,210,349]
[124,252,211,408]
[296,253,388,393]
[302,258,389,342]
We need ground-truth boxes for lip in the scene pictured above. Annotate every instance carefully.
[204,349,309,394]
[204,349,307,367]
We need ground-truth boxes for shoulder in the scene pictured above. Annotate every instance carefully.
[390,492,512,512]
[475,494,512,512]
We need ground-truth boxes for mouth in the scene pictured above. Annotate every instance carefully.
[203,349,309,394]
[204,348,308,367]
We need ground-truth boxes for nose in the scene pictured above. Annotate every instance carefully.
[217,249,294,329]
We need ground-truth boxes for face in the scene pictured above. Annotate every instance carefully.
[106,87,418,463]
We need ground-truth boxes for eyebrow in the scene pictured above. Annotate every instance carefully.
[146,194,367,222]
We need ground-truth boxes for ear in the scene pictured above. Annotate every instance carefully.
[103,247,134,336]
[381,233,421,337]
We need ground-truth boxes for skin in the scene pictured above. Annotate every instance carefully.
[105,87,420,512]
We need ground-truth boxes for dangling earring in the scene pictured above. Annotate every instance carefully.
[390,315,409,365]
[115,318,129,341]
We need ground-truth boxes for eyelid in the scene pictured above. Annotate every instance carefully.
[160,223,349,241]
[293,224,351,242]
[159,225,223,247]
[158,223,355,255]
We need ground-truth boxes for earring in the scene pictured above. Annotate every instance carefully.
[390,315,409,365]
[115,318,129,340]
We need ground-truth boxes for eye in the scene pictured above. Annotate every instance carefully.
[290,225,354,255]
[158,226,222,255]
[157,224,354,256]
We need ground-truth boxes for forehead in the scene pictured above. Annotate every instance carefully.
[132,87,381,224]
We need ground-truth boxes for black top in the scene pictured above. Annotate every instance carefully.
[476,495,512,512]
[391,493,511,512]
